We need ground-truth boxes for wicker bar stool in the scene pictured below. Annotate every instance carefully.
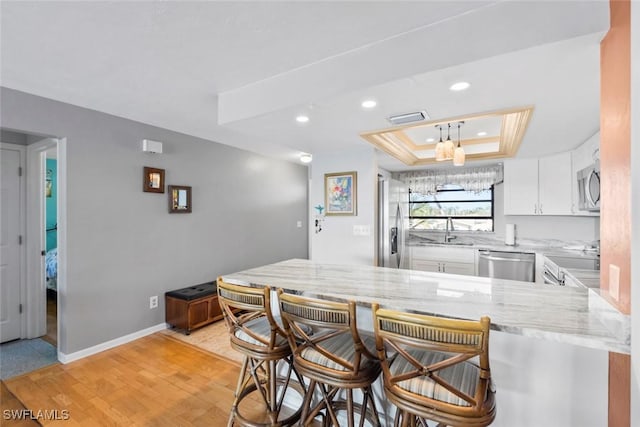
[277,290,381,427]
[216,278,305,427]
[372,304,496,427]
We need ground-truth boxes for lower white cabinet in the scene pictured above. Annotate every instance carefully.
[411,246,476,276]
[413,259,475,275]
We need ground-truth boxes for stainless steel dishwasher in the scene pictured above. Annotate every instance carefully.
[478,250,535,282]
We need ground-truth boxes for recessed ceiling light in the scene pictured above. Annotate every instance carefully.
[361,99,377,109]
[296,115,309,123]
[449,81,470,92]
[426,138,435,143]
[477,131,487,136]
[300,153,312,163]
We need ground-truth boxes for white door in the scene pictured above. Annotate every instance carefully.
[1,147,23,342]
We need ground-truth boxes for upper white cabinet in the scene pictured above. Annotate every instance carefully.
[504,152,573,215]
[571,132,600,216]
[503,158,538,215]
[538,152,573,215]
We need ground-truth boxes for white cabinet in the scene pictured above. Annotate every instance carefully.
[571,132,600,216]
[503,152,573,215]
[538,153,573,215]
[411,246,476,276]
[503,158,538,215]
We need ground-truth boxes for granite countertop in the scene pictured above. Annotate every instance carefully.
[222,258,629,354]
[564,268,600,288]
[408,232,600,259]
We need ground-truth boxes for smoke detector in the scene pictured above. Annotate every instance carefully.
[386,111,429,126]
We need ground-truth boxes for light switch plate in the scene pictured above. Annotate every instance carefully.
[609,264,620,301]
[296,221,302,228]
[353,225,371,236]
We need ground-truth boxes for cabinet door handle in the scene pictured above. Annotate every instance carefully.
[540,204,543,214]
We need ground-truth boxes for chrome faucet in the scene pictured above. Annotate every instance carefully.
[444,217,456,242]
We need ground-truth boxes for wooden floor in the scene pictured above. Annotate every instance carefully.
[3,333,251,426]
[41,290,57,347]
[1,381,39,426]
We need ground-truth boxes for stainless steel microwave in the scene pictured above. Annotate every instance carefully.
[577,162,600,211]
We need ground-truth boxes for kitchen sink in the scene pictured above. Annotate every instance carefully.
[422,238,473,246]
[427,241,474,246]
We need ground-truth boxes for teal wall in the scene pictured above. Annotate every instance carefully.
[46,158,57,251]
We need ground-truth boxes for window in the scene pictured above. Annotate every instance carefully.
[409,184,494,231]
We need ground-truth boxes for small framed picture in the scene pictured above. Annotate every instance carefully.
[143,167,165,193]
[168,185,192,213]
[325,171,357,216]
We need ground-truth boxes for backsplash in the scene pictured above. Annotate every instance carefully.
[408,230,599,252]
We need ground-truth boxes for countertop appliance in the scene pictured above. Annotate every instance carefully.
[378,177,409,269]
[543,254,600,286]
[478,250,535,282]
[577,161,600,211]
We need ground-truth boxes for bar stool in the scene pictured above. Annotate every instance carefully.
[216,278,305,427]
[372,304,496,427]
[277,290,381,427]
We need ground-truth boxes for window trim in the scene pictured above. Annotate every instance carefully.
[409,186,495,231]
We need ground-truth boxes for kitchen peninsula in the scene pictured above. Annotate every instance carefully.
[222,258,628,426]
[222,258,628,353]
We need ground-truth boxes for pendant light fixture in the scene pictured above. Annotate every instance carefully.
[443,123,455,160]
[453,121,466,167]
[435,125,446,161]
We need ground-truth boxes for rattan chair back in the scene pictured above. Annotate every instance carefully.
[373,304,496,426]
[217,278,289,359]
[278,290,378,382]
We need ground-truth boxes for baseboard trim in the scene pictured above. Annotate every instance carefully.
[58,323,168,364]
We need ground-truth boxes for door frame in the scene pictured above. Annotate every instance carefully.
[26,138,56,339]
[0,142,27,340]
[25,137,66,357]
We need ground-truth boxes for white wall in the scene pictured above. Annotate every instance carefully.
[309,147,377,265]
[494,182,599,242]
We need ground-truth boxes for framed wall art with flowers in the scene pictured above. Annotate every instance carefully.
[324,171,357,216]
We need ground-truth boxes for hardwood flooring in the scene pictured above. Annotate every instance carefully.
[0,381,39,426]
[2,333,252,426]
[41,290,57,347]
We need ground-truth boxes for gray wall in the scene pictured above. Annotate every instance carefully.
[1,87,309,354]
[1,129,28,145]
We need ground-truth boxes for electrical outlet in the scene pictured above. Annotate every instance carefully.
[149,295,158,309]
[609,264,620,301]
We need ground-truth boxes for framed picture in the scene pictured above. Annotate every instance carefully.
[168,185,192,213]
[143,167,165,193]
[324,171,357,216]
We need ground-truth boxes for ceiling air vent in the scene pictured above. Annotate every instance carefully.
[387,110,429,126]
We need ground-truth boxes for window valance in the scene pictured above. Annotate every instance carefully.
[393,164,503,194]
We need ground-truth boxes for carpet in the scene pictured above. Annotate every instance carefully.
[0,338,58,380]
[162,320,243,365]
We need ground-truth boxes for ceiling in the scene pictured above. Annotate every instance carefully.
[0,1,608,171]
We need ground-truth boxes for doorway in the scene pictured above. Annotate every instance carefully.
[0,129,64,378]
[42,146,58,346]
[0,131,63,379]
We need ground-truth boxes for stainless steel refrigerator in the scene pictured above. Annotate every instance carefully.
[377,176,409,269]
